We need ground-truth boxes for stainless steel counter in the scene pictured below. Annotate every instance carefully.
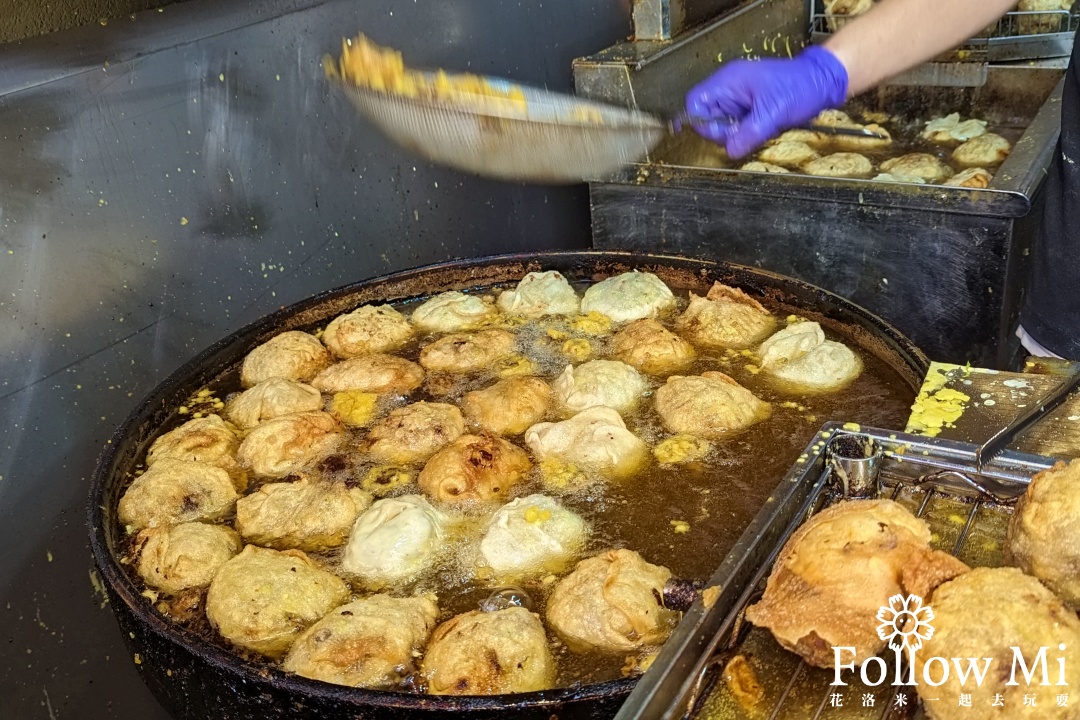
[0,1,628,716]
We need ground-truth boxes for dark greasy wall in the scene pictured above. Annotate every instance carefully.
[0,0,181,42]
[0,1,628,717]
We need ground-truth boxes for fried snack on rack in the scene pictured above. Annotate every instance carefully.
[611,319,696,375]
[943,167,994,189]
[478,494,588,580]
[423,607,556,695]
[914,567,1080,720]
[758,321,863,394]
[654,372,771,439]
[461,376,551,436]
[284,594,439,689]
[328,34,528,115]
[552,359,647,417]
[880,153,954,183]
[546,549,676,653]
[225,378,322,430]
[322,304,414,359]
[1006,459,1080,609]
[360,401,465,465]
[496,271,580,318]
[579,271,676,323]
[951,133,1012,168]
[241,331,331,387]
[744,499,969,668]
[802,152,874,179]
[418,433,532,506]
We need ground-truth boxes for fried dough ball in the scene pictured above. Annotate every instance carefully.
[525,406,648,481]
[419,329,517,374]
[418,434,532,506]
[943,167,993,188]
[880,153,954,183]
[739,161,792,174]
[759,141,819,168]
[135,522,242,595]
[610,319,696,376]
[146,414,245,488]
[921,113,988,144]
[813,109,855,126]
[283,594,439,688]
[341,495,448,587]
[235,477,373,551]
[422,607,556,695]
[758,322,862,394]
[322,304,414,359]
[770,128,829,148]
[496,271,580,318]
[241,331,331,387]
[478,494,588,579]
[119,459,238,531]
[360,402,465,465]
[675,282,776,350]
[831,124,893,152]
[1006,460,1080,609]
[411,291,495,333]
[312,354,424,395]
[205,545,349,659]
[654,372,771,439]
[237,411,344,478]
[744,499,969,668]
[914,567,1080,720]
[802,152,873,179]
[225,378,322,430]
[552,359,647,417]
[579,271,676,323]
[460,376,551,436]
[546,549,676,653]
[951,132,1011,168]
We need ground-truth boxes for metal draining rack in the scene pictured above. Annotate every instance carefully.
[614,423,1057,720]
[810,3,1079,62]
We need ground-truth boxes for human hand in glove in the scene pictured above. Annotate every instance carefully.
[684,46,849,159]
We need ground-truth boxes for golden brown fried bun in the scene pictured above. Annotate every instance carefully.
[312,354,424,395]
[478,494,588,580]
[341,495,448,587]
[241,331,331,387]
[524,406,648,481]
[831,124,893,152]
[146,414,245,489]
[802,152,874,179]
[758,321,863,394]
[135,522,241,595]
[943,167,994,188]
[496,271,580,318]
[237,411,344,478]
[675,282,776,350]
[235,477,372,551]
[739,161,793,173]
[610,319,696,376]
[759,141,820,168]
[552,359,647,417]
[411,291,496,333]
[322,304,414,359]
[119,459,238,531]
[654,372,770,439]
[460,376,552,436]
[418,329,517,374]
[951,133,1011,168]
[360,402,465,465]
[225,378,322,430]
[880,153,954,183]
[578,271,676,324]
[418,433,532,506]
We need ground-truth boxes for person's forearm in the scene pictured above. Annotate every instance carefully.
[825,0,1016,95]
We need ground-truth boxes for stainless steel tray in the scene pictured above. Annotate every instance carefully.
[615,422,1057,720]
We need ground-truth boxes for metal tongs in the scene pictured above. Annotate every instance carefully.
[974,366,1080,472]
[669,110,890,140]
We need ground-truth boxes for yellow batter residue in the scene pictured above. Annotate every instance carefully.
[569,311,612,336]
[327,34,528,115]
[906,366,970,437]
[561,338,592,362]
[539,458,588,490]
[330,390,378,427]
[654,435,711,464]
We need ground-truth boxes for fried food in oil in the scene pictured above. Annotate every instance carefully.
[675,282,776,350]
[654,372,770,439]
[460,376,552,436]
[579,271,676,323]
[419,329,517,374]
[524,406,648,481]
[411,291,497,333]
[283,594,439,689]
[312,353,425,395]
[831,124,893,152]
[739,161,792,174]
[422,607,556,695]
[241,331,331,388]
[135,522,241,595]
[951,132,1011,168]
[552,359,647,417]
[759,140,820,168]
[802,152,874,179]
[341,495,448,587]
[1006,459,1080,609]
[610,319,696,376]
[146,414,246,489]
[943,167,993,188]
[119,459,238,531]
[235,477,372,551]
[880,153,954,183]
[225,378,322,430]
[546,549,676,653]
[478,494,587,579]
[758,321,863,394]
[237,411,345,478]
[322,304,414,359]
[496,271,580,318]
[914,567,1080,720]
[921,113,988,144]
[744,499,969,668]
[418,433,532,506]
[360,401,465,465]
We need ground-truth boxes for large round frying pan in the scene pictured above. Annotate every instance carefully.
[87,251,928,720]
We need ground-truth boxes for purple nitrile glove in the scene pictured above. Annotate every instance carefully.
[684,46,849,159]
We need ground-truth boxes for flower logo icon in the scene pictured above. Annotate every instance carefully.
[876,594,934,651]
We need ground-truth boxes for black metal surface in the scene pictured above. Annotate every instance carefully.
[87,250,927,720]
[0,1,633,718]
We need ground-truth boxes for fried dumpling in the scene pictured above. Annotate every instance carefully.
[579,271,676,323]
[610,319,696,376]
[235,477,373,551]
[341,495,448,587]
[422,607,556,695]
[759,141,819,168]
[146,414,245,488]
[360,402,465,465]
[739,161,792,173]
[496,271,580,318]
[312,354,425,395]
[460,376,552,436]
[418,329,517,374]
[914,568,1080,720]
[225,378,322,430]
[135,522,242,595]
[237,411,344,478]
[831,124,893,152]
[118,459,238,531]
[813,109,855,126]
[758,321,862,394]
[943,167,993,188]
[745,499,969,668]
[205,545,349,659]
[418,434,531,507]
[546,549,676,653]
[770,128,829,148]
[283,594,439,688]
[675,282,776,350]
[654,372,770,439]
[411,291,496,333]
[872,172,926,184]
[1006,459,1080,609]
[552,359,647,417]
[478,494,588,579]
[880,153,953,183]
[921,113,988,144]
[525,406,648,481]
[241,331,331,387]
[322,304,414,359]
[802,152,873,179]
[951,132,1011,168]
